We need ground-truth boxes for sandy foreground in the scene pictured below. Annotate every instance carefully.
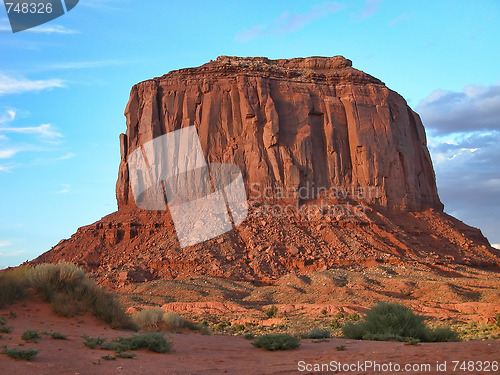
[0,301,498,375]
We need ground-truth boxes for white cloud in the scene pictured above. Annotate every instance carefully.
[0,17,77,34]
[0,241,11,247]
[25,25,78,34]
[236,2,345,42]
[44,59,139,70]
[0,165,13,172]
[492,244,500,250]
[55,152,75,160]
[0,148,19,159]
[0,74,64,95]
[0,109,16,124]
[0,250,24,257]
[0,124,62,138]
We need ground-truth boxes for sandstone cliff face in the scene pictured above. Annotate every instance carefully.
[116,56,442,212]
[33,56,499,284]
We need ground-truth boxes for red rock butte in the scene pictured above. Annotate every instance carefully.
[34,56,500,284]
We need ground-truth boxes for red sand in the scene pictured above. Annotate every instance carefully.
[1,300,499,375]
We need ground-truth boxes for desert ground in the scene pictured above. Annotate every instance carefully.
[1,261,499,375]
[0,298,499,375]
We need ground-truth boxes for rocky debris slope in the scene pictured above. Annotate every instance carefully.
[33,56,499,283]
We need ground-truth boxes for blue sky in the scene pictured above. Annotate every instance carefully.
[1,0,499,268]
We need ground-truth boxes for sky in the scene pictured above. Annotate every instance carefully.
[0,0,499,268]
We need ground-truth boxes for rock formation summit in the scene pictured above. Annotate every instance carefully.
[35,56,499,284]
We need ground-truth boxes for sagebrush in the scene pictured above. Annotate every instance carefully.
[342,302,459,342]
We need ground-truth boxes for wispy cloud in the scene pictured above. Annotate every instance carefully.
[0,148,20,159]
[56,184,71,194]
[0,165,14,172]
[0,74,64,95]
[55,152,75,160]
[0,109,16,124]
[0,241,11,248]
[0,249,24,257]
[0,18,77,34]
[0,124,62,138]
[389,13,410,26]
[236,2,345,42]
[41,59,141,71]
[357,0,381,20]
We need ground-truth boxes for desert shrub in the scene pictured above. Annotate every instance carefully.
[427,326,459,342]
[243,333,255,340]
[307,329,331,339]
[1,347,38,361]
[116,352,136,359]
[0,325,13,333]
[21,329,39,343]
[252,334,300,351]
[162,312,184,331]
[49,332,68,340]
[347,313,361,321]
[101,355,116,360]
[334,312,344,320]
[214,321,231,332]
[0,263,134,330]
[496,313,500,328]
[233,323,245,332]
[342,302,459,342]
[0,267,29,308]
[329,319,341,329]
[132,307,164,328]
[84,333,171,354]
[264,305,278,318]
[50,293,81,317]
[132,309,187,332]
[335,345,346,351]
[82,335,106,349]
[114,332,171,353]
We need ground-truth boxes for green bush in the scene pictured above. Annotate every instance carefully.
[342,302,459,342]
[82,335,106,349]
[117,332,171,353]
[21,329,39,343]
[0,325,13,333]
[252,334,300,351]
[83,332,171,354]
[496,313,500,328]
[347,313,361,321]
[1,347,38,361]
[116,352,136,359]
[264,305,278,318]
[307,329,331,339]
[49,332,68,340]
[329,319,341,329]
[233,323,245,332]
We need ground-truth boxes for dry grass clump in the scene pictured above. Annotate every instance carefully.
[0,262,135,330]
